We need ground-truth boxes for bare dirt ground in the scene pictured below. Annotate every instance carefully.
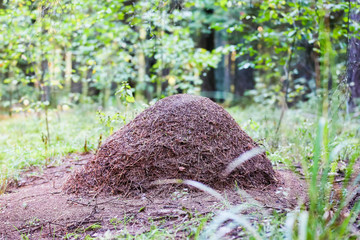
[0,154,307,239]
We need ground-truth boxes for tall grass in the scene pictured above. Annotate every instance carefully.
[196,114,360,239]
[289,116,360,239]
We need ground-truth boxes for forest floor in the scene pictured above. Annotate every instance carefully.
[0,153,306,239]
[0,104,359,239]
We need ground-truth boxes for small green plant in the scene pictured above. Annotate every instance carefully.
[171,188,189,201]
[96,82,135,142]
[109,217,121,231]
[30,101,51,145]
[84,223,102,232]
[109,214,134,232]
[20,234,30,240]
[96,111,125,135]
[12,225,31,240]
[41,133,49,165]
[84,235,96,240]
[83,138,90,153]
[64,232,81,239]
[26,217,40,227]
[115,82,135,106]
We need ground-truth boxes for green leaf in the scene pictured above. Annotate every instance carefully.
[126,96,135,103]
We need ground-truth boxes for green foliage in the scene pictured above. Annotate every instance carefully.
[96,110,126,135]
[115,81,135,105]
[0,0,358,239]
[0,0,353,108]
[0,0,221,111]
[200,0,349,105]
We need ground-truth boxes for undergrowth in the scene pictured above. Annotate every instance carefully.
[0,105,137,192]
[0,100,359,239]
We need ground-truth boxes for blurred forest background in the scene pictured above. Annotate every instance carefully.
[1,1,360,237]
[0,0,359,113]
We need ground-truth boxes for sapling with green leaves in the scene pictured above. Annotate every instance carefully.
[25,100,52,164]
[96,82,135,141]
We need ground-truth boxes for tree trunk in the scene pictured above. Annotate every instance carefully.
[136,27,147,101]
[214,30,228,101]
[8,69,13,117]
[41,60,50,103]
[197,10,216,100]
[65,51,72,95]
[234,55,255,98]
[80,67,89,103]
[348,0,360,108]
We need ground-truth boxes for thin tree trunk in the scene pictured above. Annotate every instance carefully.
[214,30,227,101]
[80,67,89,103]
[314,45,321,90]
[65,51,72,95]
[49,48,61,107]
[34,5,43,101]
[136,27,146,101]
[41,60,50,103]
[223,52,231,94]
[348,0,360,108]
[102,82,111,109]
[198,27,216,99]
[234,55,255,97]
[8,71,13,117]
